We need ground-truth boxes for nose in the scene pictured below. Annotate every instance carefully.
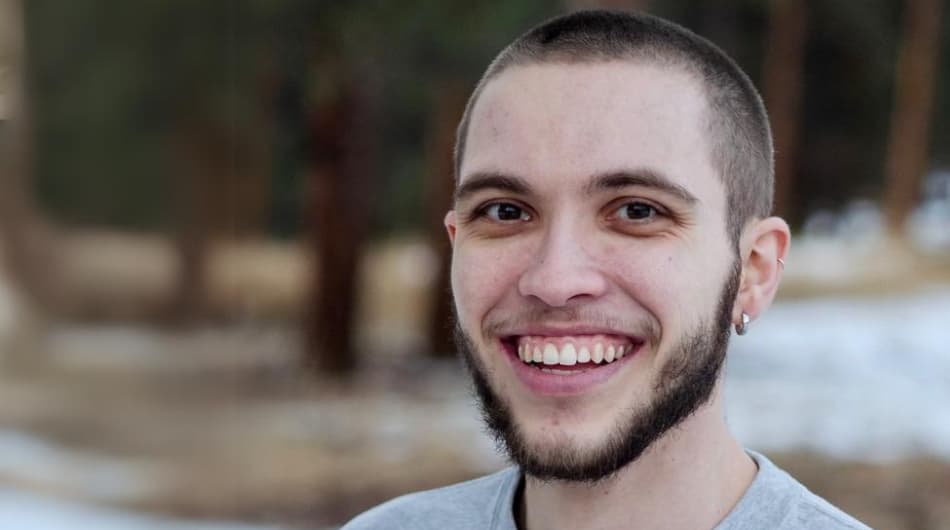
[517,220,609,307]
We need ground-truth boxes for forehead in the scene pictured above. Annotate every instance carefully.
[462,61,722,203]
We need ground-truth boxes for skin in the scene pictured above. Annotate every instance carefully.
[445,61,789,530]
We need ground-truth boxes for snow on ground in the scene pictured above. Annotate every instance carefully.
[0,487,286,530]
[725,285,950,462]
[0,429,166,502]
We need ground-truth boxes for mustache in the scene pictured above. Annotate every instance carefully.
[482,306,661,343]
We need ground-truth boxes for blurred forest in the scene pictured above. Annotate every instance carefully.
[1,1,949,529]
[5,0,950,365]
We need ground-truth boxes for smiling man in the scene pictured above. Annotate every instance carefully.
[344,10,868,530]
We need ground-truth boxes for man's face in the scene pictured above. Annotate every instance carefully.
[447,61,739,481]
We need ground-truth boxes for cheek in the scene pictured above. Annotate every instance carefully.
[600,240,728,331]
[451,241,531,324]
[599,241,675,299]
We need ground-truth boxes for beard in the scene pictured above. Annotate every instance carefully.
[453,258,740,484]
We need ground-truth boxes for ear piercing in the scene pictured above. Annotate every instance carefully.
[735,312,750,335]
[735,259,781,335]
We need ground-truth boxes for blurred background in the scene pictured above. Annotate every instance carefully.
[0,0,948,528]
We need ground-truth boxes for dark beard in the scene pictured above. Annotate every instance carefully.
[454,258,740,484]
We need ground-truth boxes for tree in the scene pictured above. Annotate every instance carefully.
[883,0,943,235]
[0,0,58,310]
[305,63,379,374]
[762,0,807,222]
[425,81,466,358]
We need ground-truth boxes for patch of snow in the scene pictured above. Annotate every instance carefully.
[909,170,950,250]
[0,487,284,530]
[726,286,950,462]
[0,429,166,502]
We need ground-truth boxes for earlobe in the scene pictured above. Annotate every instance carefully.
[734,216,790,327]
[444,210,458,245]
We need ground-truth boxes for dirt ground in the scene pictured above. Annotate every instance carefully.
[0,342,948,530]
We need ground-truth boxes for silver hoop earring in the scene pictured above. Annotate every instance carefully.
[735,312,750,336]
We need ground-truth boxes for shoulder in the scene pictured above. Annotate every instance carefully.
[782,490,871,530]
[719,451,871,530]
[341,467,521,530]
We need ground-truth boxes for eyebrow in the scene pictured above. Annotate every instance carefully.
[454,172,533,203]
[585,169,699,205]
[454,168,699,205]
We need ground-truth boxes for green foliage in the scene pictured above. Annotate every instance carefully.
[25,0,288,230]
[22,1,950,235]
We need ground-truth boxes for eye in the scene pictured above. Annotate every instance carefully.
[482,202,532,222]
[614,201,660,222]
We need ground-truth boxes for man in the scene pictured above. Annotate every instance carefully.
[345,10,869,530]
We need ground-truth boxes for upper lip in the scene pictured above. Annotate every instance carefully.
[499,324,643,341]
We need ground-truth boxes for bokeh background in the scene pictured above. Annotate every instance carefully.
[0,0,949,528]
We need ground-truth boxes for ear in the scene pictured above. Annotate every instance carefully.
[444,210,457,246]
[733,216,790,325]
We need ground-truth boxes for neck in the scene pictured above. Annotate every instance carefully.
[518,390,756,530]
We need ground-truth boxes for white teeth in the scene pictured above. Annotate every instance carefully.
[577,346,591,363]
[518,339,631,366]
[560,343,577,365]
[543,344,558,365]
[593,343,604,364]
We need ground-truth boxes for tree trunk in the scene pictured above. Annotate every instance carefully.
[0,0,57,309]
[763,0,807,223]
[883,0,942,235]
[0,0,52,369]
[304,73,376,375]
[168,119,219,324]
[425,81,466,358]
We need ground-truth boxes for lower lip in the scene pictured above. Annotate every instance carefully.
[504,341,637,396]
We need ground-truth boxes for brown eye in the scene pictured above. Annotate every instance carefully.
[485,203,531,222]
[617,202,658,221]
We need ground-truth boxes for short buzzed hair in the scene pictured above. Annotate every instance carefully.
[454,10,774,243]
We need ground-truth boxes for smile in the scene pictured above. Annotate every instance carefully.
[500,333,642,394]
[515,336,636,367]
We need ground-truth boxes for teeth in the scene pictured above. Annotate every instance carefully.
[516,339,632,366]
[593,343,604,364]
[577,346,591,363]
[543,344,558,365]
[560,343,577,365]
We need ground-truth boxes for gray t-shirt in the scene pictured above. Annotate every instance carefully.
[342,451,870,529]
